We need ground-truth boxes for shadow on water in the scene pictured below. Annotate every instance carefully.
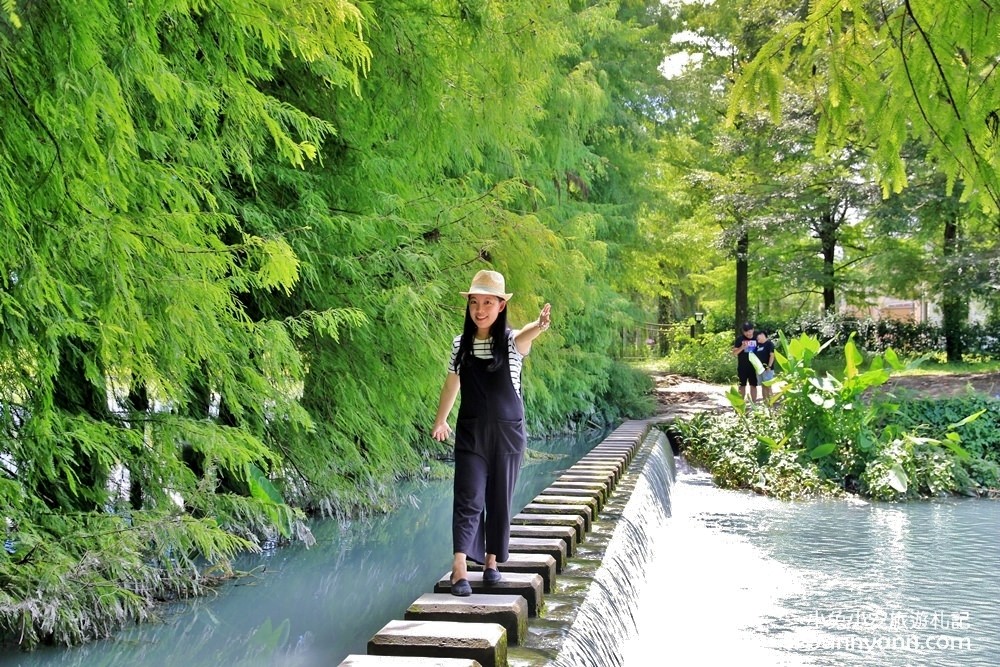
[2,429,607,667]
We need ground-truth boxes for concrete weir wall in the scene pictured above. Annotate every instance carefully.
[337,419,672,667]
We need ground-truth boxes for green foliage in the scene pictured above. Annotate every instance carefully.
[730,0,1000,214]
[599,361,657,424]
[664,332,736,383]
[675,410,842,500]
[893,397,1000,460]
[680,332,993,502]
[1,0,671,647]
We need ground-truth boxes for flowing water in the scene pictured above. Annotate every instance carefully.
[625,456,1000,667]
[549,431,676,667]
[6,426,1000,667]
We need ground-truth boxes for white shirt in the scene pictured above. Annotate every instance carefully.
[447,332,525,397]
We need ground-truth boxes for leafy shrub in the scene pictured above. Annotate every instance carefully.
[664,332,735,383]
[674,331,994,501]
[599,360,656,422]
[673,411,842,500]
[889,395,1000,461]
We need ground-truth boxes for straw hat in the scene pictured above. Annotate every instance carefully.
[460,270,513,300]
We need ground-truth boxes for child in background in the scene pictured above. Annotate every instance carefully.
[756,330,776,402]
[732,322,759,402]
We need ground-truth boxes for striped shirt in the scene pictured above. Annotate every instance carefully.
[447,332,525,397]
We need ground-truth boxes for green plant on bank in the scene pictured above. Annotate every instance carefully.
[676,332,991,501]
[679,410,844,499]
[662,332,736,383]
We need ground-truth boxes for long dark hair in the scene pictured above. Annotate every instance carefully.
[457,300,510,372]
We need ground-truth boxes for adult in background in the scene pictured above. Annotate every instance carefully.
[732,322,759,403]
[431,270,552,596]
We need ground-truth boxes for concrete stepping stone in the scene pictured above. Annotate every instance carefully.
[567,464,621,485]
[569,460,623,477]
[512,512,586,543]
[367,620,505,667]
[467,552,558,593]
[590,443,637,456]
[563,467,616,483]
[508,524,577,557]
[339,656,482,666]
[576,455,627,470]
[405,593,528,645]
[540,484,605,512]
[507,536,566,572]
[530,493,599,521]
[519,502,592,531]
[434,571,545,616]
[549,478,609,495]
[577,452,629,462]
[557,473,614,495]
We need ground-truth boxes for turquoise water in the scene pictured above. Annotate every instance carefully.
[627,460,1000,667]
[2,432,600,667]
[6,433,999,667]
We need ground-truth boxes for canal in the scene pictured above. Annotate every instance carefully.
[6,427,999,667]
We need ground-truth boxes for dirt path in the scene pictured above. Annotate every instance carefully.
[650,371,1000,419]
[649,373,731,418]
[881,372,1000,400]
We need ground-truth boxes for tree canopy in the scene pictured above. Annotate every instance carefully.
[2,0,998,651]
[730,0,1000,215]
[1,0,671,647]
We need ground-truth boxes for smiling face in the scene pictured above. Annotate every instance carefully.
[467,294,506,337]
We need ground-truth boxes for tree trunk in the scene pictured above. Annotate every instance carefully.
[735,226,749,329]
[818,212,837,312]
[657,294,671,355]
[941,214,965,363]
[126,384,150,510]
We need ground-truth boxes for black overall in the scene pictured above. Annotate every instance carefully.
[452,332,526,564]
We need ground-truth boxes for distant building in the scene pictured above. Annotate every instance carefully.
[842,296,987,325]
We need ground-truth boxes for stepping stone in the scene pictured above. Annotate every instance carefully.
[531,494,599,520]
[512,512,586,543]
[468,552,558,593]
[508,523,577,557]
[542,484,605,512]
[508,536,566,572]
[567,464,621,484]
[367,620,505,667]
[557,472,614,495]
[405,593,528,645]
[572,458,625,472]
[339,656,482,666]
[591,443,638,455]
[434,571,545,616]
[577,455,627,471]
[552,477,611,492]
[520,502,592,531]
[561,468,615,483]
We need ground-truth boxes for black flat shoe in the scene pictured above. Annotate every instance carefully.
[483,567,502,585]
[451,578,472,596]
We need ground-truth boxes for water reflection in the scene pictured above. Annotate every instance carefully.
[4,432,602,667]
[628,459,1000,667]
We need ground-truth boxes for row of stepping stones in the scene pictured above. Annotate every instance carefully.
[337,420,651,667]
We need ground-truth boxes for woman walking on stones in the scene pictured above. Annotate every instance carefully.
[431,270,551,596]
